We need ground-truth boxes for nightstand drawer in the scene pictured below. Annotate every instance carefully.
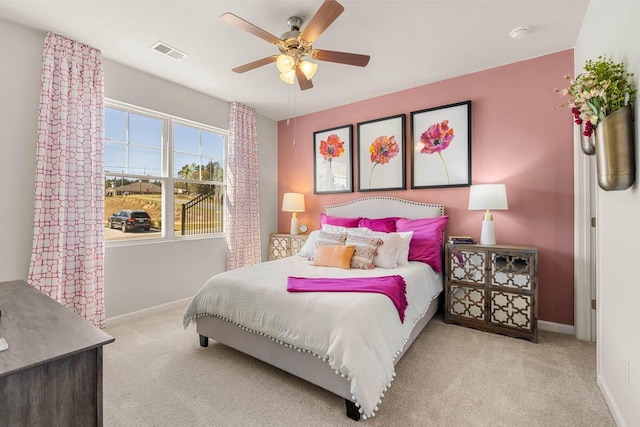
[490,252,536,291]
[448,283,486,322]
[489,290,534,331]
[449,247,487,285]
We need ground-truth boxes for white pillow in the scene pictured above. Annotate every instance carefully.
[301,230,348,260]
[375,233,405,268]
[348,228,413,268]
[396,231,414,265]
[321,224,355,233]
[298,230,321,258]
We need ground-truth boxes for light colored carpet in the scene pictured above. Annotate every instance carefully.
[103,307,613,426]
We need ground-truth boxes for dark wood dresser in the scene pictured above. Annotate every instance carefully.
[0,280,114,426]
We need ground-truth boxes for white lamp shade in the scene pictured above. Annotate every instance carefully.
[468,184,507,245]
[468,184,508,211]
[282,193,305,213]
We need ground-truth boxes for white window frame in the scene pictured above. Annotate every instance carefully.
[104,99,228,245]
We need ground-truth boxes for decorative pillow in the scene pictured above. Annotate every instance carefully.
[396,216,449,272]
[373,233,404,268]
[313,244,356,269]
[320,213,361,228]
[298,230,321,258]
[358,217,401,233]
[345,234,383,270]
[349,228,411,268]
[310,231,347,260]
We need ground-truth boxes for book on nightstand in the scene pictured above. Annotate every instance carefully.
[448,236,476,244]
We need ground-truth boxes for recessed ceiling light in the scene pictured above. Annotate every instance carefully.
[150,41,189,61]
[509,27,530,40]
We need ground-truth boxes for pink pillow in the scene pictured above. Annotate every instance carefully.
[321,213,361,228]
[358,217,401,232]
[395,216,449,272]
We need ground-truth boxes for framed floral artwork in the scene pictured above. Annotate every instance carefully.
[357,114,405,191]
[313,124,353,194]
[410,101,471,189]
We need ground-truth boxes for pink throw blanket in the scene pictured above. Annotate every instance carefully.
[286,275,408,323]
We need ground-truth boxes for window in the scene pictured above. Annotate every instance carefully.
[104,100,227,242]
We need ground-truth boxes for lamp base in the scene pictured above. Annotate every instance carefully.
[479,220,496,245]
[290,217,299,235]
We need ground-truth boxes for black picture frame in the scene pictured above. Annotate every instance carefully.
[313,124,354,194]
[410,100,471,189]
[357,114,406,192]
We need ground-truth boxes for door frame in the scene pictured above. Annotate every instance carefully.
[574,126,597,342]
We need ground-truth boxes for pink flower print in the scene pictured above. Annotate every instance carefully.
[419,120,455,184]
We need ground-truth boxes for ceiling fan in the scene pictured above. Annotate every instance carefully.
[221,0,370,91]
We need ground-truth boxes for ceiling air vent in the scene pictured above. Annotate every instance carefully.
[150,41,188,61]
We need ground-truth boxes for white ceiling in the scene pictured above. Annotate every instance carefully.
[0,0,588,121]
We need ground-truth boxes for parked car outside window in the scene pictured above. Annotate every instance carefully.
[108,210,151,232]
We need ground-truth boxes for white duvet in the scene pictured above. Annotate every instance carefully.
[183,256,442,418]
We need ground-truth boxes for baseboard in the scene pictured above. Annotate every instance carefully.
[597,374,627,427]
[538,320,575,335]
[104,297,191,328]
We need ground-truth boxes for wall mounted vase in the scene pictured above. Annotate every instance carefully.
[580,126,595,155]
[595,105,636,191]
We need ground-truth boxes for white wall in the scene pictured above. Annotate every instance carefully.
[0,19,278,319]
[575,2,640,425]
[0,18,42,282]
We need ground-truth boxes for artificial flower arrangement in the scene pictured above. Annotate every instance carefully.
[556,55,636,137]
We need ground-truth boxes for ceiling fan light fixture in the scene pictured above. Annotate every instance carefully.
[276,54,295,73]
[222,1,370,91]
[279,69,295,84]
[299,60,318,80]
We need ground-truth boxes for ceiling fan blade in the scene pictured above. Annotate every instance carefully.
[232,56,278,73]
[300,0,344,44]
[312,49,370,67]
[295,67,314,91]
[221,12,282,46]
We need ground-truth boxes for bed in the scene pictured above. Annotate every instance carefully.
[183,196,446,420]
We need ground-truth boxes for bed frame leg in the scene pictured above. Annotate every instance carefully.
[345,399,361,421]
[199,334,209,347]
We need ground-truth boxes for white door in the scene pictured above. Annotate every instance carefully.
[589,155,597,342]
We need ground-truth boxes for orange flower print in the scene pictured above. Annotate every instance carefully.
[418,120,455,184]
[319,134,345,161]
[319,133,345,190]
[369,135,399,165]
[368,135,399,188]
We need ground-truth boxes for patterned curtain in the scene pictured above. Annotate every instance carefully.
[226,102,261,270]
[29,32,105,326]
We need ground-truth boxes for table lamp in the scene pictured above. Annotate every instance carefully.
[282,193,305,235]
[468,184,508,245]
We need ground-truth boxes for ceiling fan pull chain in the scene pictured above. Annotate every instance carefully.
[292,85,297,145]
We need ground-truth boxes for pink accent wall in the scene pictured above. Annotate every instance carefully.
[277,50,574,325]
